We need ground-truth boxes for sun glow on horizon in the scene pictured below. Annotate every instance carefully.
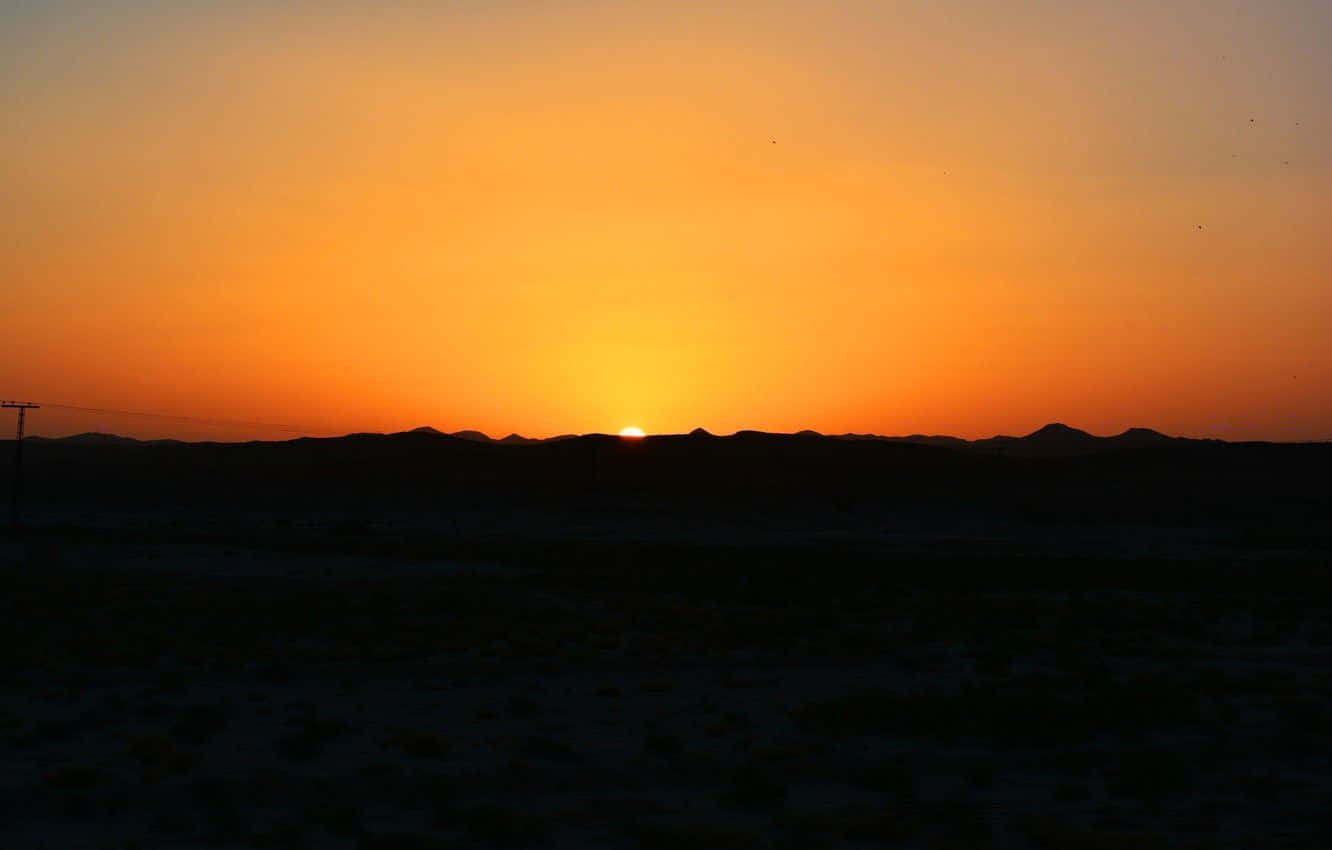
[619,426,646,439]
[1,3,1329,443]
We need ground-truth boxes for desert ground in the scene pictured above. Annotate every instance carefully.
[3,509,1329,849]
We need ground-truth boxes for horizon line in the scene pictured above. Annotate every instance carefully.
[16,423,1332,447]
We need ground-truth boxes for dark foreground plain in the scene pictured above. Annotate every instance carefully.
[2,429,1330,848]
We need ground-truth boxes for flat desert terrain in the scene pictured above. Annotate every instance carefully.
[4,526,1329,849]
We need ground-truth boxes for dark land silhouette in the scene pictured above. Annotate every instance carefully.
[7,423,1330,537]
[2,423,1330,848]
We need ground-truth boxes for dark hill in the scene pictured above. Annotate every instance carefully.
[972,423,1139,457]
[4,428,1329,531]
[32,432,144,446]
[823,423,1197,457]
[1108,427,1179,448]
[884,434,972,451]
[447,430,493,442]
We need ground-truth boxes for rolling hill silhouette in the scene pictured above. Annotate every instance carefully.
[831,423,1183,457]
[964,422,1178,457]
[25,422,1213,456]
[9,424,1328,533]
[403,428,578,444]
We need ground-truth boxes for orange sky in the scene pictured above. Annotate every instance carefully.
[2,2,1330,441]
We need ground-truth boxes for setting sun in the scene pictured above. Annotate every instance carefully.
[0,2,1328,444]
[0,6,1324,847]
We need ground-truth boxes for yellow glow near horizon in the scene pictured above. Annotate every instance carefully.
[1,3,1329,443]
[619,427,646,439]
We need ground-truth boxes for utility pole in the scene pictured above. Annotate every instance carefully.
[2,401,39,531]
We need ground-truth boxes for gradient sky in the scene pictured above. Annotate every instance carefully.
[2,1,1329,441]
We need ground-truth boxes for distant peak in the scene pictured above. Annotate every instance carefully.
[795,429,823,437]
[448,430,492,442]
[410,426,442,435]
[1024,423,1093,439]
[1118,427,1165,437]
[688,427,714,437]
[55,432,140,444]
[499,433,534,444]
[1111,427,1176,445]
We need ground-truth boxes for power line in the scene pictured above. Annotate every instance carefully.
[2,401,39,529]
[31,402,333,435]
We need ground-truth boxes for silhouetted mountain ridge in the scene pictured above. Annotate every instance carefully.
[29,432,182,446]
[7,424,1328,528]
[402,428,579,444]
[796,422,1211,458]
[22,423,1299,458]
